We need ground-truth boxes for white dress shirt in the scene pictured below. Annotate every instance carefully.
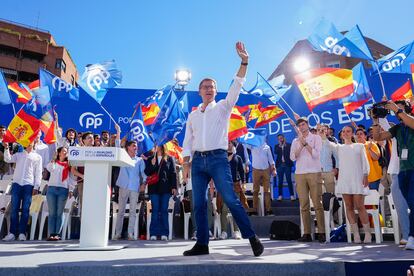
[35,141,50,169]
[183,76,245,157]
[4,149,42,189]
[247,143,275,170]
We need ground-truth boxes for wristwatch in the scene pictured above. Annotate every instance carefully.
[396,108,404,116]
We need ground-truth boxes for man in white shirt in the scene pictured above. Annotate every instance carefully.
[182,42,263,257]
[2,140,42,241]
[34,132,50,181]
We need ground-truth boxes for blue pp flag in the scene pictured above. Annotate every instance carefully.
[22,86,54,122]
[127,105,154,156]
[151,91,186,145]
[39,68,79,101]
[237,128,266,147]
[143,85,174,108]
[376,40,414,74]
[242,73,290,104]
[0,71,11,105]
[308,19,373,61]
[178,92,190,115]
[341,63,372,113]
[78,60,122,104]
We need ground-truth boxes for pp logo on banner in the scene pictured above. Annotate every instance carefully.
[79,112,104,129]
[52,77,73,92]
[322,36,351,57]
[70,149,80,156]
[241,132,255,141]
[130,119,148,142]
[381,53,406,72]
[87,68,111,92]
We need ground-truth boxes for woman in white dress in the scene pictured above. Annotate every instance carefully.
[331,125,372,243]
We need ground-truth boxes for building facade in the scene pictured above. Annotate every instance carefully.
[0,19,78,85]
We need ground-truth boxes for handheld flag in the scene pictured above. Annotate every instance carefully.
[142,103,160,126]
[39,68,79,101]
[255,105,285,128]
[237,128,267,147]
[308,19,373,60]
[342,63,372,114]
[228,108,248,141]
[242,73,290,104]
[8,82,33,103]
[78,60,122,104]
[390,81,413,101]
[165,140,184,164]
[294,68,354,111]
[127,105,154,156]
[0,71,11,105]
[376,41,414,74]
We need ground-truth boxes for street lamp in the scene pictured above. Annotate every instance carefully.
[293,57,311,73]
[174,69,191,90]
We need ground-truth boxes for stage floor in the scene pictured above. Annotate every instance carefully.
[0,239,413,275]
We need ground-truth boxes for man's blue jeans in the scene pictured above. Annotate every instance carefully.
[10,183,33,236]
[398,169,414,237]
[192,149,255,245]
[276,165,294,196]
[149,193,170,236]
[46,186,68,235]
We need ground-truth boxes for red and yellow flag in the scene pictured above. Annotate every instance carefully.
[142,103,160,126]
[390,81,412,101]
[165,140,183,164]
[255,105,285,127]
[40,120,57,144]
[295,68,354,111]
[228,108,248,141]
[8,82,32,104]
[3,108,41,147]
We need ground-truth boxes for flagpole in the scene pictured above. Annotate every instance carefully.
[373,62,387,100]
[258,72,297,115]
[100,105,118,127]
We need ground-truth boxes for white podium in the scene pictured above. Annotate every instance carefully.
[65,146,134,251]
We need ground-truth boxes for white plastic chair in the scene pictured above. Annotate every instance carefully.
[344,190,382,244]
[29,195,45,240]
[112,200,141,240]
[323,195,336,243]
[183,210,191,240]
[38,198,49,240]
[387,193,400,245]
[379,185,386,219]
[212,197,221,239]
[244,182,264,215]
[0,180,11,194]
[61,196,76,240]
[0,194,11,237]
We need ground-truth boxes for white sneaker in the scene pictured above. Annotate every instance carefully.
[277,196,282,201]
[2,233,15,241]
[400,239,408,246]
[161,235,168,241]
[191,231,197,240]
[18,234,26,241]
[150,236,157,241]
[113,234,121,240]
[290,196,296,201]
[220,231,228,240]
[233,231,242,240]
[405,236,414,250]
[127,234,136,241]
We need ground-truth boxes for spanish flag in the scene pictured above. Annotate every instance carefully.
[142,103,160,126]
[390,81,413,101]
[343,98,370,115]
[165,140,183,164]
[40,120,56,144]
[295,68,354,111]
[228,108,248,141]
[255,105,285,127]
[8,82,32,103]
[248,104,262,122]
[3,108,41,147]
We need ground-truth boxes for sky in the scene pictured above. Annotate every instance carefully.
[0,0,413,91]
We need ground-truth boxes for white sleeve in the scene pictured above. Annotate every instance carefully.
[182,114,194,158]
[224,76,245,110]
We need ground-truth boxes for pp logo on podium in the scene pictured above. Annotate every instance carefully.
[70,149,80,156]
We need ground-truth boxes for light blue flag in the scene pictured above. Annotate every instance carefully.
[375,40,414,74]
[39,68,79,101]
[242,73,291,104]
[151,90,186,145]
[178,92,190,115]
[340,62,372,108]
[127,105,154,156]
[143,85,174,108]
[308,19,373,60]
[0,72,11,105]
[78,60,122,104]
[21,85,54,122]
[237,128,267,147]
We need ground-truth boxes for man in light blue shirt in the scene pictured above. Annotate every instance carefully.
[114,140,146,240]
